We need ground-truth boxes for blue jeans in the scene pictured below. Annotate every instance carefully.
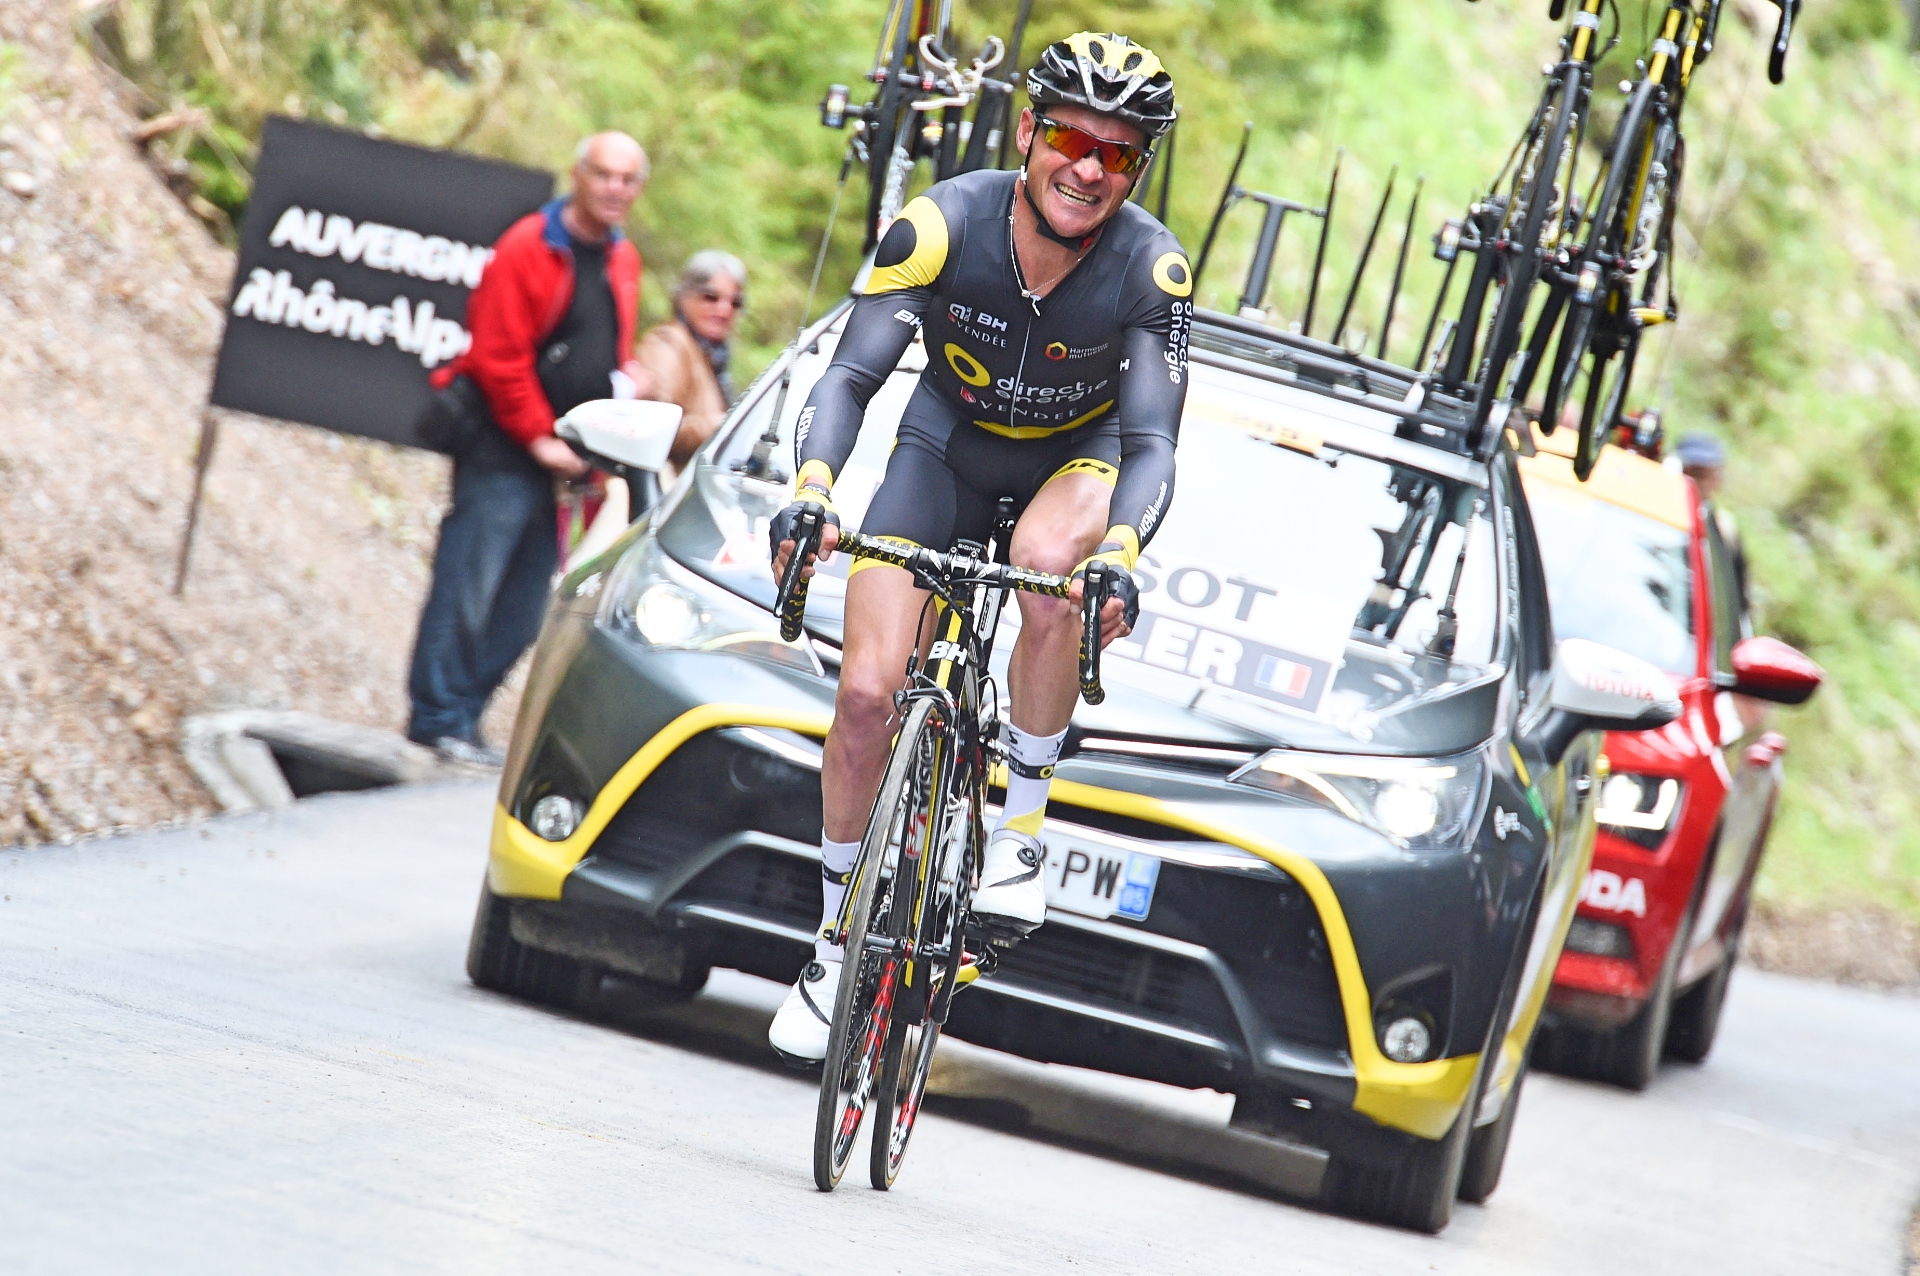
[406,449,557,745]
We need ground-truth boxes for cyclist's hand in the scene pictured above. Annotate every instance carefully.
[768,490,841,583]
[1070,558,1140,649]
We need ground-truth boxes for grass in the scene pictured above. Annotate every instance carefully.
[111,0,1920,918]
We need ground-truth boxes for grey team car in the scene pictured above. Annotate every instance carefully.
[467,303,1680,1231]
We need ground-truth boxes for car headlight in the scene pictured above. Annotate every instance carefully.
[1595,772,1682,850]
[597,534,822,675]
[1227,750,1485,848]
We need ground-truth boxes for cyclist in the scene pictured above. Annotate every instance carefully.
[766,32,1191,1063]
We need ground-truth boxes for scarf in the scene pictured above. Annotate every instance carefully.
[677,314,734,404]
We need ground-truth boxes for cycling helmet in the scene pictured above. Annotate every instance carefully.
[1026,32,1177,140]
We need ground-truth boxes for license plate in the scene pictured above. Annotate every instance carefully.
[1042,833,1160,922]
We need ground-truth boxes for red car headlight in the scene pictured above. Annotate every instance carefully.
[1595,772,1683,850]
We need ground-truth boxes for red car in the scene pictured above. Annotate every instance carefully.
[1518,432,1822,1089]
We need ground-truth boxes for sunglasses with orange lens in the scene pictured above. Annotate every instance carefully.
[1036,115,1149,176]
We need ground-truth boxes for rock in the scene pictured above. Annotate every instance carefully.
[2,170,35,199]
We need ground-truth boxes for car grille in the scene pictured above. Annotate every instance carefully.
[683,845,820,922]
[592,729,824,873]
[990,923,1237,1034]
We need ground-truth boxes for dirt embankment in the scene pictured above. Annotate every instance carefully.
[0,2,488,844]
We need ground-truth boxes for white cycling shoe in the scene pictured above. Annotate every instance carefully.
[971,828,1049,935]
[768,955,841,1065]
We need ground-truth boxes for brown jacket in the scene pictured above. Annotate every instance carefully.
[635,319,729,477]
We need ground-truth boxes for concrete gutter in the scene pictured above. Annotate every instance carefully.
[180,711,484,811]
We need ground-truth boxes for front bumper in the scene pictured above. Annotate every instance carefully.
[496,740,1489,1143]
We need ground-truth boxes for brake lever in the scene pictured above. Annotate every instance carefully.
[1079,562,1107,706]
[777,507,822,642]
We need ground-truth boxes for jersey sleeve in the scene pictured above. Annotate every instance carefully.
[1101,238,1193,566]
[792,195,951,493]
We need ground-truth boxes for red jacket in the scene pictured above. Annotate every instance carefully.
[434,197,642,448]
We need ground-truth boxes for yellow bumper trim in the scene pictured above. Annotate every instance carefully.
[487,703,833,900]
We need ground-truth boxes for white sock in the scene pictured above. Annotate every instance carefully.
[995,724,1067,841]
[816,836,861,960]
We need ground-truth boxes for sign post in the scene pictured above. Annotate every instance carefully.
[174,117,552,592]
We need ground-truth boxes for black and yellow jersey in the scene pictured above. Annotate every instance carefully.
[794,168,1191,567]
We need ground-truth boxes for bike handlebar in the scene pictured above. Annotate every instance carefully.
[1767,0,1796,85]
[772,521,1108,704]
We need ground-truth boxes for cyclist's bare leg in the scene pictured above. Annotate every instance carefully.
[1005,472,1131,733]
[820,565,936,843]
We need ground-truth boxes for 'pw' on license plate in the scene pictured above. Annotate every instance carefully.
[1042,830,1160,922]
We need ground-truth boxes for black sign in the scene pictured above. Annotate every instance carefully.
[209,117,552,447]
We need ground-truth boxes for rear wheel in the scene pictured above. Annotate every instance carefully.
[871,799,969,1189]
[465,880,602,1011]
[871,1017,941,1188]
[1457,1050,1530,1203]
[813,699,944,1191]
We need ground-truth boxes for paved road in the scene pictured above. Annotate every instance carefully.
[3,782,1915,1275]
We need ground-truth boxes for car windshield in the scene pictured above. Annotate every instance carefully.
[1526,480,1694,675]
[689,322,1502,753]
[1103,393,1499,751]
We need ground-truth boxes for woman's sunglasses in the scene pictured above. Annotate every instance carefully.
[697,289,744,311]
[1036,115,1149,176]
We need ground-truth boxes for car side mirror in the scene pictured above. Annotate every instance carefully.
[555,399,683,478]
[1532,638,1684,762]
[1730,635,1823,705]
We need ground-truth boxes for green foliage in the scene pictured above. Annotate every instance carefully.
[117,0,1920,916]
[106,0,1386,362]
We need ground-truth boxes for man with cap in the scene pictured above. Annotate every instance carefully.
[1675,432,1748,618]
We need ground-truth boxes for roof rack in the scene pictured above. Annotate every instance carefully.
[1190,127,1496,461]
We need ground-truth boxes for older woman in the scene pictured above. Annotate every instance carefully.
[636,250,747,479]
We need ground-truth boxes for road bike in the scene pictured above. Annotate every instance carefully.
[1529,0,1797,478]
[773,500,1113,1190]
[823,0,1035,250]
[1453,0,1616,448]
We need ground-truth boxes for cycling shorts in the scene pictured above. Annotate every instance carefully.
[855,387,1120,573]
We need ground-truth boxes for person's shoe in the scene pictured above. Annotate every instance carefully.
[971,828,1048,935]
[432,736,506,768]
[768,956,841,1066]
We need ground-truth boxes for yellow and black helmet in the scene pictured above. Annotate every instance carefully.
[1026,32,1177,139]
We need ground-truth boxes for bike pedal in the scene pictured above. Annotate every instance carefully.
[770,1046,825,1073]
[966,912,1040,947]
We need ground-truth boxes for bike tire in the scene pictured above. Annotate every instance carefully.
[1571,348,1614,480]
[1554,82,1663,469]
[871,1015,942,1189]
[813,698,940,1191]
[1470,64,1582,442]
[1541,295,1596,437]
[871,777,974,1189]
[862,14,917,249]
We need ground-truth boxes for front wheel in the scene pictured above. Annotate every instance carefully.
[1666,910,1744,1064]
[1471,65,1582,442]
[1321,1060,1479,1233]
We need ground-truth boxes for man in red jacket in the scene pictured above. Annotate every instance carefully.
[407,132,650,764]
